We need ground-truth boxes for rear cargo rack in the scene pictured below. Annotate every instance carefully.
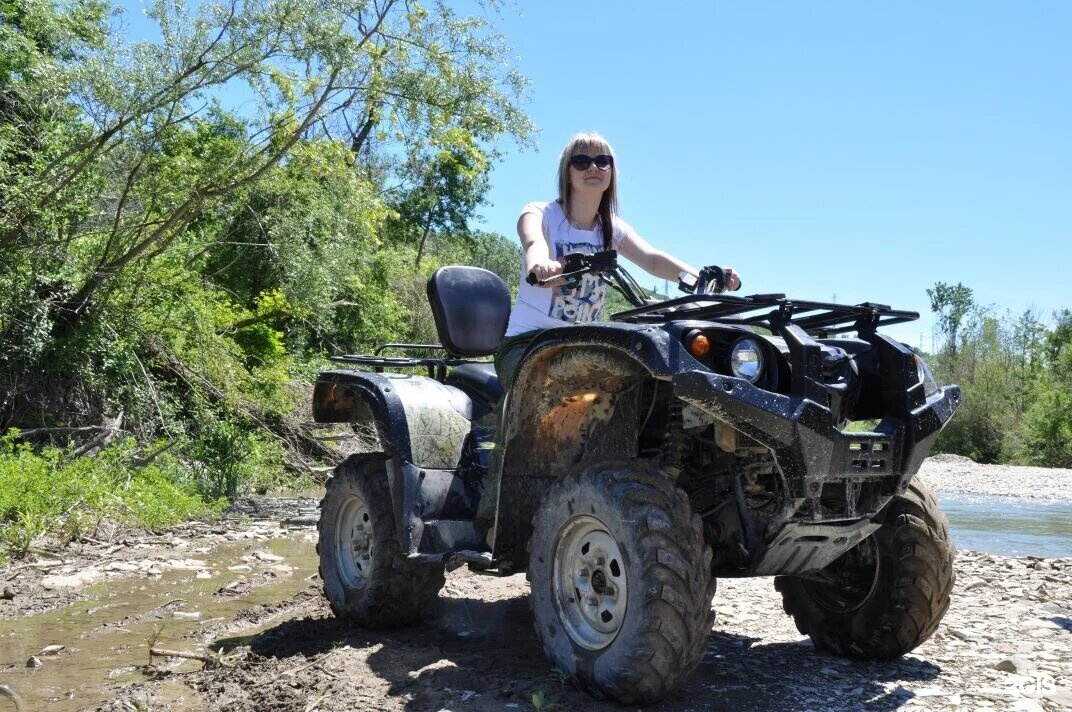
[329,343,488,379]
[612,293,918,336]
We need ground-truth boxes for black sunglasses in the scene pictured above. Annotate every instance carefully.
[569,154,614,171]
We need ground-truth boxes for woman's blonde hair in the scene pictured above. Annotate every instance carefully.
[556,132,618,249]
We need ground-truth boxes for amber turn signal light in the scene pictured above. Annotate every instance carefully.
[686,332,711,359]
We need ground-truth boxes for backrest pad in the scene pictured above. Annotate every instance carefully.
[427,266,511,357]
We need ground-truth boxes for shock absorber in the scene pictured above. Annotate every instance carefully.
[662,397,688,478]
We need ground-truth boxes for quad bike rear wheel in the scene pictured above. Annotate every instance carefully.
[775,481,955,658]
[529,462,716,705]
[318,456,445,627]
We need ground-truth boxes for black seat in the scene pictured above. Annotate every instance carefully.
[444,363,503,412]
[427,266,510,416]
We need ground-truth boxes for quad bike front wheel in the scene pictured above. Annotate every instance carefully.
[318,456,445,628]
[529,462,716,705]
[775,481,955,658]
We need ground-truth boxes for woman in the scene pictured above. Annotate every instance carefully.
[496,132,741,384]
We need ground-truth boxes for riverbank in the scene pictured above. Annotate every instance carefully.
[0,459,1070,711]
[920,454,1072,501]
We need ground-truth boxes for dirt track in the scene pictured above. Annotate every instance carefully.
[2,460,1071,711]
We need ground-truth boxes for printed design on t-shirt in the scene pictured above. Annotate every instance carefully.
[549,241,607,323]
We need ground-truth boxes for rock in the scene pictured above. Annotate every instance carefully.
[913,687,950,697]
[196,570,213,580]
[103,561,140,572]
[172,611,202,621]
[39,645,65,656]
[26,656,42,668]
[164,559,207,571]
[41,568,102,589]
[250,550,285,563]
[991,656,1035,675]
[227,565,253,573]
[1042,686,1072,708]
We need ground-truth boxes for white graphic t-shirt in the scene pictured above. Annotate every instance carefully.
[505,201,634,337]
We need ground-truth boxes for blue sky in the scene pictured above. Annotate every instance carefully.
[475,1,1071,347]
[115,1,1070,348]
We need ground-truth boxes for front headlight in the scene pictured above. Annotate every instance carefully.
[915,355,939,397]
[730,338,764,383]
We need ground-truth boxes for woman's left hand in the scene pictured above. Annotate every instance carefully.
[721,267,741,292]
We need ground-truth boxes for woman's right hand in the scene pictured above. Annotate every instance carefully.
[527,259,563,286]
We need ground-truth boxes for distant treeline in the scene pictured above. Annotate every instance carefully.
[925,283,1071,467]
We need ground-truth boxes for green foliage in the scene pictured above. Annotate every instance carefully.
[927,292,1071,466]
[185,416,287,500]
[0,433,222,559]
[0,0,535,546]
[927,281,974,366]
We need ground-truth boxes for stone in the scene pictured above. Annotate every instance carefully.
[41,568,102,589]
[912,687,950,697]
[164,559,207,571]
[26,656,42,668]
[250,550,285,563]
[103,561,140,572]
[991,656,1035,675]
[39,645,65,656]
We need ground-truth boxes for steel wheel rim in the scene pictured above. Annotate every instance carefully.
[552,514,628,651]
[335,494,373,590]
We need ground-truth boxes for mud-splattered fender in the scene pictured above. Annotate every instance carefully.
[314,370,475,554]
[491,324,681,565]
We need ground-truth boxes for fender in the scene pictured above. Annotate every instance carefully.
[314,370,481,555]
[491,323,679,564]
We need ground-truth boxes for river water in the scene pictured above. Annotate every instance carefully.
[938,493,1072,558]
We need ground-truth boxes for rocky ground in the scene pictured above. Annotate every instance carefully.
[0,460,1070,711]
[919,454,1072,501]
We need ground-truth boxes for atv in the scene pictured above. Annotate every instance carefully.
[311,251,961,705]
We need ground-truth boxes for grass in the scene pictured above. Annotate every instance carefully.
[0,433,225,562]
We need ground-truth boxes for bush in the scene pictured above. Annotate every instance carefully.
[0,433,223,560]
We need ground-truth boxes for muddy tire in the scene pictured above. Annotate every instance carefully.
[528,462,716,705]
[317,456,445,628]
[775,480,955,658]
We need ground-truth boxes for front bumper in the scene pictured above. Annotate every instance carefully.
[673,369,961,511]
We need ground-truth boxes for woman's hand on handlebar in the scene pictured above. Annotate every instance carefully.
[720,267,742,293]
[526,259,563,287]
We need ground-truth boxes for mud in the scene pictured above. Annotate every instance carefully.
[1,462,1071,711]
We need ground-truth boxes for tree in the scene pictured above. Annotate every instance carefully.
[926,281,974,369]
[1,0,535,434]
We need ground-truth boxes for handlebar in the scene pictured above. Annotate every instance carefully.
[526,250,621,287]
[524,250,740,309]
[680,265,742,295]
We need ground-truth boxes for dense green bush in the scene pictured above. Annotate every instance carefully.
[0,434,223,560]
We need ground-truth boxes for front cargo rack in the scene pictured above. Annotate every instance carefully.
[612,293,918,336]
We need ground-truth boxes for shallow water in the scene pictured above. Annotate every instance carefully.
[938,492,1072,558]
[0,535,319,711]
